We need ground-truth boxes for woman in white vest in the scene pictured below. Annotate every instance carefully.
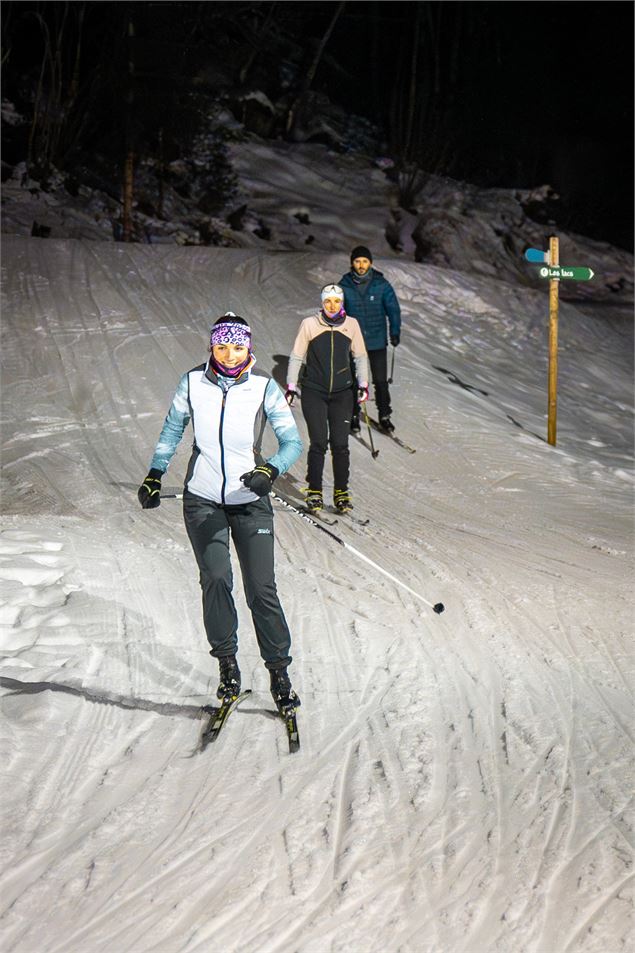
[138,314,303,711]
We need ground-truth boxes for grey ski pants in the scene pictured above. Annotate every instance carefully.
[183,491,292,669]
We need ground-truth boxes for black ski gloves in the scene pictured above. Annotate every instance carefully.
[137,468,163,508]
[390,334,400,347]
[240,463,279,497]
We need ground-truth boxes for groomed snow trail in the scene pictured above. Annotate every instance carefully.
[1,237,632,953]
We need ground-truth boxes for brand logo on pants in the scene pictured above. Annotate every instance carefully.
[257,528,271,535]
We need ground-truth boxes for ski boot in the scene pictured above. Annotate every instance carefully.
[350,413,361,434]
[216,655,241,701]
[270,667,301,713]
[378,415,395,433]
[304,488,323,513]
[333,488,353,513]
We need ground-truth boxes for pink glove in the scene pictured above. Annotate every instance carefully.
[357,383,369,403]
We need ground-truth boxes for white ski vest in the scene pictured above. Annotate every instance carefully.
[185,365,271,504]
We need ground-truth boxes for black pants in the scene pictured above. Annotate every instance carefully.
[301,387,351,491]
[368,348,391,418]
[183,492,291,669]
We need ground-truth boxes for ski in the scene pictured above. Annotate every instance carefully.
[351,430,380,459]
[298,506,338,526]
[199,689,252,750]
[344,514,370,527]
[368,418,417,454]
[276,700,300,753]
[384,433,416,454]
[329,507,369,526]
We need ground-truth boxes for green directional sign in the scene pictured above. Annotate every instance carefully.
[538,266,594,281]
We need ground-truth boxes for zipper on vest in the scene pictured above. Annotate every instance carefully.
[219,390,227,504]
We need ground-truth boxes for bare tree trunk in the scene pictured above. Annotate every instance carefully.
[448,2,463,100]
[27,15,49,177]
[26,2,88,178]
[157,127,165,220]
[123,150,135,241]
[370,1,381,116]
[122,16,135,242]
[285,1,346,136]
[426,1,441,99]
[68,2,85,103]
[239,2,277,86]
[403,2,422,160]
[1,3,14,66]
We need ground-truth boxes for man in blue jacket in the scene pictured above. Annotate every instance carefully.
[340,245,401,433]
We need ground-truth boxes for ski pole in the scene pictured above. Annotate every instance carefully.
[271,491,445,614]
[362,403,379,459]
[388,346,395,384]
[158,491,445,612]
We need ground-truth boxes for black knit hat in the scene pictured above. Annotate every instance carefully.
[350,245,373,263]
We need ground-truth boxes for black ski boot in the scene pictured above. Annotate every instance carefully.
[217,655,241,701]
[350,413,361,434]
[304,489,323,513]
[333,488,353,513]
[270,667,301,711]
[379,415,395,433]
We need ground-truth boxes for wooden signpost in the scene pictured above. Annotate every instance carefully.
[524,238,594,446]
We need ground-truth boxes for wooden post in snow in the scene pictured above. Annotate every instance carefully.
[525,239,594,447]
[547,235,559,446]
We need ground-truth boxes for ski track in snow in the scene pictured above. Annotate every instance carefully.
[0,237,633,953]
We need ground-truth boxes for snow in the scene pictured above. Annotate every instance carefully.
[1,167,634,951]
[4,134,633,308]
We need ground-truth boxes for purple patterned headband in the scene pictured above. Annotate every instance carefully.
[210,320,252,349]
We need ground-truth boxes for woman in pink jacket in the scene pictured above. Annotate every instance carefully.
[286,284,368,515]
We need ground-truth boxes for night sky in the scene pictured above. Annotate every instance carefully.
[2,1,633,249]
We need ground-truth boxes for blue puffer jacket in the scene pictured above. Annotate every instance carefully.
[339,268,401,351]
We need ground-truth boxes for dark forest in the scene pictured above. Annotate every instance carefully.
[2,1,633,249]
